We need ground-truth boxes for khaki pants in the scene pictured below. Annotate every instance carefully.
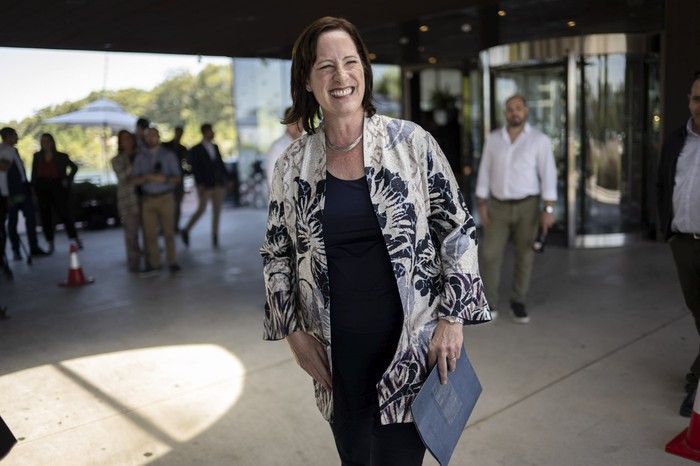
[142,192,176,268]
[480,196,540,308]
[184,185,226,237]
[122,212,142,271]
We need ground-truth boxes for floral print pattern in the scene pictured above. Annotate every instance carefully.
[261,114,490,424]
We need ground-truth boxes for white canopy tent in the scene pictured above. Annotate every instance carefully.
[44,98,138,183]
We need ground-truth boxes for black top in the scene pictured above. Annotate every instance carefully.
[322,171,403,333]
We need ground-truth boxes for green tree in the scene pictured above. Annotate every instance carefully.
[1,63,238,174]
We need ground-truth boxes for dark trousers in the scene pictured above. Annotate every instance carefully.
[330,328,425,466]
[331,415,425,466]
[669,234,700,375]
[35,180,78,242]
[174,183,184,231]
[0,197,7,261]
[7,188,41,252]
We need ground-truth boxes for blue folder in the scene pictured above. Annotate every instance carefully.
[411,346,482,466]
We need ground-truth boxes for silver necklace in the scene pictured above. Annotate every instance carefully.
[325,133,363,152]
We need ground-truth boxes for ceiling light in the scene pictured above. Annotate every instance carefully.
[419,25,429,32]
[461,23,472,33]
[567,20,576,27]
[418,46,425,52]
[368,52,377,61]
[428,57,437,64]
[498,10,506,17]
[399,36,410,45]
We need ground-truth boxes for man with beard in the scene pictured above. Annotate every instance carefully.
[475,95,557,324]
[657,71,700,417]
[132,127,182,277]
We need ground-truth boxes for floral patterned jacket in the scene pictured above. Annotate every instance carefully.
[261,114,490,424]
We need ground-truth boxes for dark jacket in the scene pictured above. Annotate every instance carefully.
[31,151,78,187]
[656,125,688,240]
[6,155,31,198]
[189,142,227,188]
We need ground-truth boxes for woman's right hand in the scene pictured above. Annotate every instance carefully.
[285,331,332,391]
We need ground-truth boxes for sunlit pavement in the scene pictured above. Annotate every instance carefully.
[0,195,696,465]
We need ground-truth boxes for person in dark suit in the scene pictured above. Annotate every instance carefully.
[657,71,700,417]
[0,127,48,260]
[31,133,81,253]
[163,126,190,232]
[180,123,228,248]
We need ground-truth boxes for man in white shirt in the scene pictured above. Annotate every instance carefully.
[475,96,557,324]
[0,127,48,261]
[266,107,302,188]
[657,72,700,417]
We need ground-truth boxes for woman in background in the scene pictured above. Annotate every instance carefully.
[111,130,142,272]
[31,133,80,253]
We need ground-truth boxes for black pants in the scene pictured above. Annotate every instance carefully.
[7,187,41,252]
[330,328,425,466]
[670,234,700,375]
[0,197,7,261]
[35,180,78,242]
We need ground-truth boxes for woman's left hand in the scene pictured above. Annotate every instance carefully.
[428,319,464,385]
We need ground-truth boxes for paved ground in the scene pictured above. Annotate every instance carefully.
[0,200,697,466]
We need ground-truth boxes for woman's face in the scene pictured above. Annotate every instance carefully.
[307,29,365,121]
[40,136,52,151]
[119,132,134,151]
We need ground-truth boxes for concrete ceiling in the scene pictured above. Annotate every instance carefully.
[0,0,664,66]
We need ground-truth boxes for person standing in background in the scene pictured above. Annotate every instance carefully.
[164,126,190,232]
[180,123,228,248]
[31,133,81,253]
[132,127,182,277]
[475,95,557,324]
[0,127,48,259]
[657,71,700,417]
[266,107,302,189]
[111,130,143,273]
[135,117,149,148]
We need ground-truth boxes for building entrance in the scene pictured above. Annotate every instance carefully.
[481,34,659,247]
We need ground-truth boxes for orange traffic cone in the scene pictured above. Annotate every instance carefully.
[667,389,700,461]
[58,243,95,287]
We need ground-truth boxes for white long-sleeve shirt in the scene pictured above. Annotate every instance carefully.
[475,123,557,202]
[671,119,700,235]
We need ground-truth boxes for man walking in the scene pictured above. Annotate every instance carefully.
[0,127,48,260]
[181,123,228,248]
[132,127,182,277]
[657,71,700,417]
[475,95,557,324]
[164,126,190,232]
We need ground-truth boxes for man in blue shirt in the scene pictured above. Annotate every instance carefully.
[132,127,182,277]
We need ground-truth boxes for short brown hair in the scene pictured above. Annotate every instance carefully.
[283,16,375,134]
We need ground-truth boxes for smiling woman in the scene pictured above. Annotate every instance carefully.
[261,16,491,466]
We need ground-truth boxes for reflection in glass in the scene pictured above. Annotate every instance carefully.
[581,54,645,234]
